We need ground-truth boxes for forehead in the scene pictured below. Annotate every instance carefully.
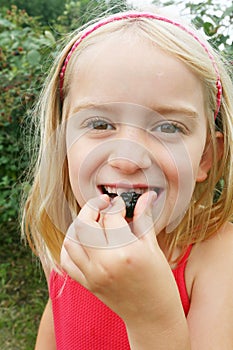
[64,32,205,119]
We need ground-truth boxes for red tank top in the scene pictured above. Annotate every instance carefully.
[49,245,192,350]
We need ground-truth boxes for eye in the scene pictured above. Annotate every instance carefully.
[154,122,186,134]
[85,117,115,131]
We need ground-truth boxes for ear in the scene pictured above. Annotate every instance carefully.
[196,131,224,183]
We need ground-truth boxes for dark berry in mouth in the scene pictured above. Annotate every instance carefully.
[120,191,141,218]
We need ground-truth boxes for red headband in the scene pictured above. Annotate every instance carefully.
[60,12,222,119]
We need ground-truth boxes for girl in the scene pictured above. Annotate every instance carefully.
[23,8,233,350]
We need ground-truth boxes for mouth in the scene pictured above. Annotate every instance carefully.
[99,185,162,198]
[99,184,162,219]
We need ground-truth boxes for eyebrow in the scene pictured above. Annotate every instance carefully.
[70,101,199,119]
[149,105,199,119]
[70,102,114,115]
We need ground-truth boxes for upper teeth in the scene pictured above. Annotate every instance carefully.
[103,186,154,196]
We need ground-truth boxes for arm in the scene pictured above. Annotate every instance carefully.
[126,307,190,350]
[35,298,56,350]
[35,255,56,350]
[186,222,233,349]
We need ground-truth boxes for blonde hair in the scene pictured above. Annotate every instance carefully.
[22,9,233,267]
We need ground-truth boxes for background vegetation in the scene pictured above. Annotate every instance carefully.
[0,0,232,349]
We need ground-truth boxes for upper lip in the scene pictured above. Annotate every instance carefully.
[100,183,150,189]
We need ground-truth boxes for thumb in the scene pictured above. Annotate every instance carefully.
[132,191,157,239]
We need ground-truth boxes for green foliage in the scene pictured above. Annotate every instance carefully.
[184,1,232,57]
[0,6,56,235]
[54,0,130,32]
[152,0,233,57]
[0,235,47,349]
[54,0,108,32]
[0,0,66,24]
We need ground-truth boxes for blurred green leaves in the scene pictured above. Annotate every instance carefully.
[153,0,233,56]
[0,6,56,233]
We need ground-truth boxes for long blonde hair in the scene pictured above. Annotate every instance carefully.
[22,9,233,267]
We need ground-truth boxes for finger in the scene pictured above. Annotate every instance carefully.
[101,195,126,217]
[102,196,137,247]
[74,218,109,247]
[65,222,90,260]
[70,214,107,247]
[98,194,125,228]
[73,195,111,247]
[60,242,88,287]
[132,191,158,240]
[78,194,110,222]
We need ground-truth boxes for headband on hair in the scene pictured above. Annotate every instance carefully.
[59,12,222,119]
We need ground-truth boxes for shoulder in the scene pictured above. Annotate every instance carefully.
[185,223,233,347]
[186,221,233,309]
[185,222,233,300]
[191,222,233,269]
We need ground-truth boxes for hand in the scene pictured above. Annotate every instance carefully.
[60,192,181,326]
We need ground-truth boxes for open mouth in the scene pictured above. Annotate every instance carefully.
[100,185,162,218]
[100,185,161,198]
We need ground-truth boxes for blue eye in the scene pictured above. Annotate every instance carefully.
[155,122,185,134]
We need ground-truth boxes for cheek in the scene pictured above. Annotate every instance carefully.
[67,140,110,206]
[67,146,83,201]
[66,138,96,205]
[158,142,200,232]
[160,142,196,190]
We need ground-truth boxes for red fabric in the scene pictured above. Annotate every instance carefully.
[49,246,192,349]
[172,245,192,316]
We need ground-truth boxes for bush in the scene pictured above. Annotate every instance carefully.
[0,6,56,238]
[0,0,66,25]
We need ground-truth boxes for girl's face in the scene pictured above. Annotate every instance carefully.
[64,35,209,234]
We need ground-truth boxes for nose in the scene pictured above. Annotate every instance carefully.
[108,139,152,174]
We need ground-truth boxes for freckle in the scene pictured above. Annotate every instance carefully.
[125,256,133,265]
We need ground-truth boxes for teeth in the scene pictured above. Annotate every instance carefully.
[133,188,143,195]
[103,186,157,196]
[106,186,116,194]
[116,188,124,195]
[116,188,133,195]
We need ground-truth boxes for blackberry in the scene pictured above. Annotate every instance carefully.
[120,191,141,218]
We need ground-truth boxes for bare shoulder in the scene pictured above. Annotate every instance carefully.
[190,221,233,271]
[186,222,233,288]
[185,222,233,348]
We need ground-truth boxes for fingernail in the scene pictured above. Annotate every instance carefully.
[150,191,157,203]
[100,194,110,202]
